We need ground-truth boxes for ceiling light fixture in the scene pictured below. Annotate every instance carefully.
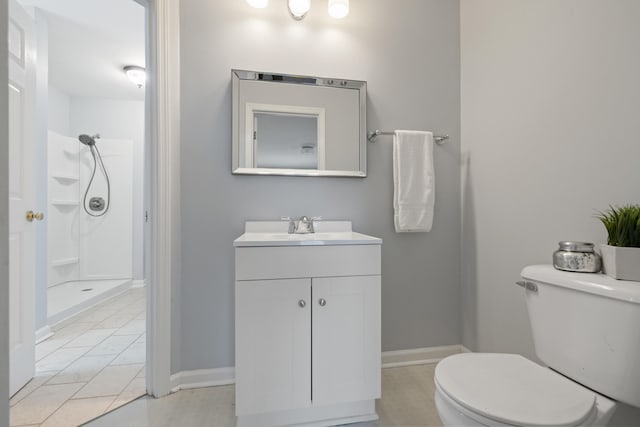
[328,0,349,19]
[288,0,311,20]
[246,0,268,8]
[123,65,146,88]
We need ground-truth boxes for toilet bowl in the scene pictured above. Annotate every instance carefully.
[434,265,640,427]
[434,353,616,427]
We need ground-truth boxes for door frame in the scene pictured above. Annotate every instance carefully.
[0,0,180,423]
[141,0,180,398]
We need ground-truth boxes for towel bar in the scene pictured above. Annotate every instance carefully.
[367,130,449,145]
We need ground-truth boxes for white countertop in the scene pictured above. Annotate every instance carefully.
[234,221,382,247]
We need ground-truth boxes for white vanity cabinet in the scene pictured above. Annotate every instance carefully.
[234,221,382,427]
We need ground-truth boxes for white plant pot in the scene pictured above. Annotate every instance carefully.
[600,244,640,282]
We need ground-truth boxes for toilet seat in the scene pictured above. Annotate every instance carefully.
[435,353,597,427]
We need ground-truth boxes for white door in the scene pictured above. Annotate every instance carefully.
[312,275,381,406]
[235,278,311,415]
[8,0,37,397]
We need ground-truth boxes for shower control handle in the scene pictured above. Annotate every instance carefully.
[25,210,44,222]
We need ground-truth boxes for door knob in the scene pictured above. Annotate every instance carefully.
[26,210,44,222]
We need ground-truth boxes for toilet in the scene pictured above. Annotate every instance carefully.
[435,265,640,426]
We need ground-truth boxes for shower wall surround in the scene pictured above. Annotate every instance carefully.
[47,131,133,287]
[178,0,461,372]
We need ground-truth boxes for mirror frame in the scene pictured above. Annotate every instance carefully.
[231,69,367,177]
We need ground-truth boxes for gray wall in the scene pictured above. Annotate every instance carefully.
[179,0,461,371]
[461,0,640,357]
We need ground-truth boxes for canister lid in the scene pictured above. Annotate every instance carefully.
[558,241,594,252]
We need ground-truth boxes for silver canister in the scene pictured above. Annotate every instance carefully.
[553,241,602,273]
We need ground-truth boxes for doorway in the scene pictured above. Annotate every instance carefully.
[8,0,149,425]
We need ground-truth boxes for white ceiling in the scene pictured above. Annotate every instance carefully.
[18,0,146,100]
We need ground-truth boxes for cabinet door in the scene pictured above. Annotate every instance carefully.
[312,275,381,406]
[235,279,311,415]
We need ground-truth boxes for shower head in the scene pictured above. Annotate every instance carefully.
[78,134,99,146]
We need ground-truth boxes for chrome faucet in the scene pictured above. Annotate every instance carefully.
[280,216,322,234]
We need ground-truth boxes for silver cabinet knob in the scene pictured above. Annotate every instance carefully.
[318,298,326,307]
[298,300,306,308]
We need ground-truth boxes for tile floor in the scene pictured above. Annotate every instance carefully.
[87,364,444,427]
[10,287,147,427]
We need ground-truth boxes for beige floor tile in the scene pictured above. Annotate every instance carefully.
[36,346,92,373]
[74,364,144,399]
[12,288,147,427]
[75,308,119,324]
[111,341,146,366]
[87,386,236,427]
[47,355,117,385]
[135,333,145,344]
[104,377,147,412]
[96,312,136,329]
[85,334,138,357]
[51,321,96,338]
[9,383,84,426]
[64,328,117,348]
[135,365,146,379]
[88,365,445,427]
[40,396,115,427]
[114,319,145,336]
[9,374,53,407]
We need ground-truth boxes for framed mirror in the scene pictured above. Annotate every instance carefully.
[231,69,367,177]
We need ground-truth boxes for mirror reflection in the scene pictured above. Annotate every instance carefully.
[231,70,367,177]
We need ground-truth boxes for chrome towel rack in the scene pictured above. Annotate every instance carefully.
[367,130,449,145]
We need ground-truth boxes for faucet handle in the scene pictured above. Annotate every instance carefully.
[280,216,295,233]
[309,216,323,233]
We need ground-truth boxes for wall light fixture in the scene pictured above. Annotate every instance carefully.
[328,0,349,19]
[248,0,348,20]
[288,0,311,20]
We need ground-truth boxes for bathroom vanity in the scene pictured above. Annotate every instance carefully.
[234,221,382,427]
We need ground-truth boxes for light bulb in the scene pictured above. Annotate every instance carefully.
[328,0,349,19]
[246,0,268,9]
[288,0,310,20]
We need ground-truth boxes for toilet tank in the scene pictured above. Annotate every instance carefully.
[521,265,640,408]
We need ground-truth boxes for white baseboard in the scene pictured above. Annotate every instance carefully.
[169,367,235,393]
[168,345,471,393]
[131,279,146,288]
[381,344,470,368]
[35,326,53,344]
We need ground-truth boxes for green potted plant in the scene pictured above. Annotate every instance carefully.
[596,204,640,281]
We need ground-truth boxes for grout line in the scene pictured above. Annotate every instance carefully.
[10,287,148,426]
[23,384,85,427]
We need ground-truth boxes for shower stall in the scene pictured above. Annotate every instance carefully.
[47,130,134,324]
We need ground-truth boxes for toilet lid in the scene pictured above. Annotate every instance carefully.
[435,353,596,427]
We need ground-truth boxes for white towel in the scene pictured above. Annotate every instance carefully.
[393,130,435,233]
